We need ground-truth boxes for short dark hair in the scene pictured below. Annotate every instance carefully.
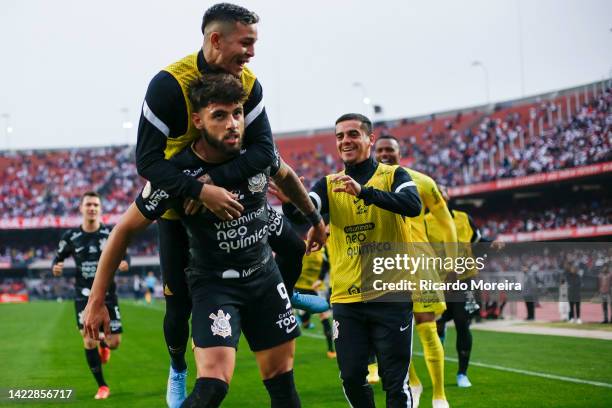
[375,134,400,147]
[81,191,100,204]
[188,73,246,111]
[335,113,373,134]
[202,3,259,35]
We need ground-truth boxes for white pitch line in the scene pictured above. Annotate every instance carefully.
[412,352,612,389]
[300,331,612,389]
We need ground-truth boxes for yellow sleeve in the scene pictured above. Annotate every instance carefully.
[423,176,457,257]
[420,175,445,212]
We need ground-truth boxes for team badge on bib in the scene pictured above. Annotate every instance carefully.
[210,310,232,338]
[248,173,266,193]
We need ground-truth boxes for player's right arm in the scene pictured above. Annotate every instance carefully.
[84,204,153,339]
[51,231,73,276]
[84,184,175,339]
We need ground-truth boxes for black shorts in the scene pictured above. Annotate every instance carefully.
[75,295,123,334]
[188,260,300,352]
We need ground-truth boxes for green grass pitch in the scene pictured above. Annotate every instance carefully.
[1,301,611,407]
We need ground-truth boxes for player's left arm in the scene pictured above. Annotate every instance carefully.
[333,167,421,216]
[205,80,275,186]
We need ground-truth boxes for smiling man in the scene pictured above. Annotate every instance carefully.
[134,4,325,406]
[284,113,422,407]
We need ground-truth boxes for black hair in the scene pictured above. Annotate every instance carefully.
[375,134,400,146]
[335,113,373,134]
[188,73,246,111]
[80,191,100,204]
[202,3,259,35]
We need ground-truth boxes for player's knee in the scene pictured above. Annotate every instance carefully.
[107,335,121,349]
[196,348,235,384]
[260,361,294,380]
[454,318,470,333]
[341,369,368,386]
[183,377,229,408]
[414,312,435,324]
[83,337,97,349]
[258,341,295,380]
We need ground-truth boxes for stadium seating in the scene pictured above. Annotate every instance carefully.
[0,83,609,267]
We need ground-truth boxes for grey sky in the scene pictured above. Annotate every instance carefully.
[1,0,610,149]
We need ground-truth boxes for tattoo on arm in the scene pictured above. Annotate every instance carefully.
[271,162,315,215]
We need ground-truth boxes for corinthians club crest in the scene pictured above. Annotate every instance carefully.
[210,310,232,338]
[248,173,266,193]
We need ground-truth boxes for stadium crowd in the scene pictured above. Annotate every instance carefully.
[407,87,611,186]
[0,145,139,219]
[1,88,609,218]
[478,197,611,236]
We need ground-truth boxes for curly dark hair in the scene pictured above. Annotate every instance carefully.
[202,3,259,35]
[188,73,246,111]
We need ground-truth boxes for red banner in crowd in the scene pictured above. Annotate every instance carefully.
[498,224,612,242]
[449,161,612,197]
[0,294,29,303]
[0,214,122,230]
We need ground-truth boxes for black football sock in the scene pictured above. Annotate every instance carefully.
[263,370,301,408]
[85,348,106,387]
[322,318,334,352]
[164,296,191,372]
[181,377,228,408]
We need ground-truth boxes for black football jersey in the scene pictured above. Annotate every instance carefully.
[52,225,117,298]
[135,144,280,279]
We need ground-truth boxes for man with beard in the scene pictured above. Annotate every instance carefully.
[135,4,326,405]
[86,73,303,407]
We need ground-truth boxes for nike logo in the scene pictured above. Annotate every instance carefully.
[285,324,298,334]
[400,325,410,332]
[75,247,85,253]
